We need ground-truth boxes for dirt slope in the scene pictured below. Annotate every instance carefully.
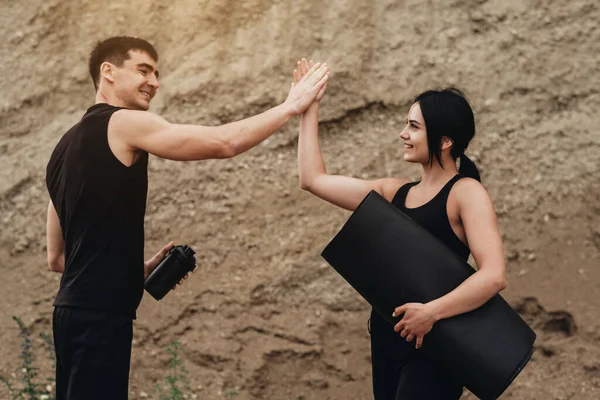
[1,0,599,399]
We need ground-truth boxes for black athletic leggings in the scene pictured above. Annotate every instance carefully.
[53,307,133,400]
[369,309,464,400]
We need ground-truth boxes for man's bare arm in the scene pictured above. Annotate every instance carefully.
[46,200,65,273]
[110,103,293,161]
[110,63,329,161]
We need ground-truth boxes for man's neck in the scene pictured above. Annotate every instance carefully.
[95,89,127,108]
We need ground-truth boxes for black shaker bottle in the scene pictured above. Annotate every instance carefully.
[145,245,196,300]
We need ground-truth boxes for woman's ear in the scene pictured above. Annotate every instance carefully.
[441,136,454,152]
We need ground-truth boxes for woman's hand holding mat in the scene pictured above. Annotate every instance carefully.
[393,302,437,349]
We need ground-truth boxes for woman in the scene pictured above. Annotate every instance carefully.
[294,59,507,399]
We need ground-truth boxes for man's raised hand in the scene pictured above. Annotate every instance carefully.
[294,58,328,103]
[285,61,328,115]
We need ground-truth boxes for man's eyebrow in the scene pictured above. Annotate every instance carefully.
[137,63,159,78]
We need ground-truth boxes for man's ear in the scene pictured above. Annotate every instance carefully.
[441,136,454,152]
[100,62,115,84]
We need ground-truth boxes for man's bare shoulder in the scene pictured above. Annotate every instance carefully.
[109,109,168,135]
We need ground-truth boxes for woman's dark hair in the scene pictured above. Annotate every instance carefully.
[89,36,158,91]
[414,87,481,181]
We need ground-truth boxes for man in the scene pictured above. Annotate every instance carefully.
[45,36,328,399]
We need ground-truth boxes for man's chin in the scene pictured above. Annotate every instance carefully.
[130,101,150,111]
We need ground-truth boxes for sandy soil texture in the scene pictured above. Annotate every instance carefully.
[1,0,599,399]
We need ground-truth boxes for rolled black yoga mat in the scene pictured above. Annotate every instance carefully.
[321,190,536,400]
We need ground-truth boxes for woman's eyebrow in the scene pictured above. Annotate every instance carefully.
[409,119,422,126]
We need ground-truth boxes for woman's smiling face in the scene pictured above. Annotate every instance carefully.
[400,102,429,164]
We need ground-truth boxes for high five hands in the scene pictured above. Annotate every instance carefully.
[285,58,328,115]
[292,58,329,107]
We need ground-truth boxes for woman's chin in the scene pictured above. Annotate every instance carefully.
[403,154,416,163]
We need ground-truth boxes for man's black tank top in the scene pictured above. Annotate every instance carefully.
[391,174,470,261]
[46,103,148,319]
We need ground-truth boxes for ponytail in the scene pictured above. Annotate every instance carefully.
[459,154,481,182]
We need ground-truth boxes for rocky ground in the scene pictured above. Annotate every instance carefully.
[1,0,599,399]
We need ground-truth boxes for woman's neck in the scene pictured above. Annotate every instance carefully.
[419,157,458,186]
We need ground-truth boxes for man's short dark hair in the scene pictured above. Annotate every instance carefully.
[88,36,158,91]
